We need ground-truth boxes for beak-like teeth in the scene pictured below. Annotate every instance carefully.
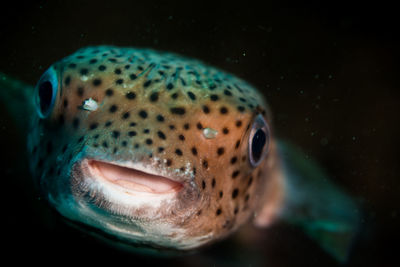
[88,160,183,194]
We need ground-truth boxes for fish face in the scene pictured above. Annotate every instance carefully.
[27,46,276,252]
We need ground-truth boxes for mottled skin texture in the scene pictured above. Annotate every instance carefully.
[27,46,283,252]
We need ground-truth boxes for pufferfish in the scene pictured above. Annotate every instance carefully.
[0,46,359,261]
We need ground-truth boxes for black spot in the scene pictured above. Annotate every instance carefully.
[124,65,131,69]
[129,122,137,127]
[68,63,76,68]
[157,131,166,140]
[64,76,71,86]
[143,129,150,134]
[139,110,148,119]
[209,84,217,90]
[169,125,176,130]
[171,93,178,99]
[187,91,196,100]
[234,206,239,214]
[150,92,159,102]
[183,123,190,130]
[129,73,137,80]
[105,89,114,96]
[156,114,164,122]
[230,156,237,164]
[178,134,185,141]
[108,58,117,62]
[72,117,80,129]
[143,80,152,88]
[166,159,172,166]
[126,91,136,100]
[245,194,250,202]
[202,160,208,169]
[232,170,240,179]
[122,141,127,147]
[128,131,137,137]
[89,123,98,130]
[122,112,130,119]
[77,87,84,97]
[237,106,245,112]
[236,120,242,127]
[217,147,225,155]
[63,99,68,108]
[232,188,239,199]
[102,141,108,148]
[191,147,197,156]
[109,105,117,113]
[105,121,112,127]
[235,140,240,149]
[224,90,232,96]
[80,69,88,75]
[202,105,210,114]
[114,68,122,74]
[115,79,124,85]
[202,180,206,190]
[170,107,186,115]
[222,128,229,134]
[158,147,164,153]
[196,122,203,129]
[93,79,102,86]
[248,176,253,186]
[210,94,219,101]
[93,134,99,139]
[216,209,222,216]
[98,65,106,71]
[219,191,223,198]
[220,107,228,114]
[146,139,153,145]
[211,178,216,188]
[89,59,97,64]
[175,149,183,156]
[112,131,120,138]
[77,136,84,143]
[166,82,174,90]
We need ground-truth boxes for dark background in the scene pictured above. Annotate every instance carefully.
[0,1,398,266]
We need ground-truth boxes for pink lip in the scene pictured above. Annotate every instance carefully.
[87,160,183,194]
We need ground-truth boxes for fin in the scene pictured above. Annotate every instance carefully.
[0,72,35,133]
[277,140,360,263]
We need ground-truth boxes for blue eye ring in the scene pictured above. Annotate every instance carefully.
[35,66,58,118]
[248,114,270,167]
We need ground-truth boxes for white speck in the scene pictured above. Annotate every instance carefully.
[203,128,218,139]
[82,98,98,111]
[81,75,89,81]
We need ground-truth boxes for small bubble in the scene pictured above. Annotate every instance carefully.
[203,128,218,139]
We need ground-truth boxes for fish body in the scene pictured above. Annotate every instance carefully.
[0,46,358,260]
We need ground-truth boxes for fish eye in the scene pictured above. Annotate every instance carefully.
[248,114,270,167]
[35,67,58,118]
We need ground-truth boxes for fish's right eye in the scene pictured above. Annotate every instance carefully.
[35,67,58,118]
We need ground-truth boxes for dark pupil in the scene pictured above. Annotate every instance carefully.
[252,129,267,162]
[38,81,53,114]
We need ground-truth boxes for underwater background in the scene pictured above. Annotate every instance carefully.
[0,1,398,266]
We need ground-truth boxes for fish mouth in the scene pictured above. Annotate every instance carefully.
[86,159,183,195]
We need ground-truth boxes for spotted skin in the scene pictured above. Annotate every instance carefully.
[27,46,283,252]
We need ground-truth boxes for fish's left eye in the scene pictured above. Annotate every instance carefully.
[35,67,58,118]
[248,114,270,167]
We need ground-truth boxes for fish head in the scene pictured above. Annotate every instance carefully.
[28,46,277,252]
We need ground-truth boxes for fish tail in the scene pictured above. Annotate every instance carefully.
[278,141,360,263]
[0,72,35,133]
